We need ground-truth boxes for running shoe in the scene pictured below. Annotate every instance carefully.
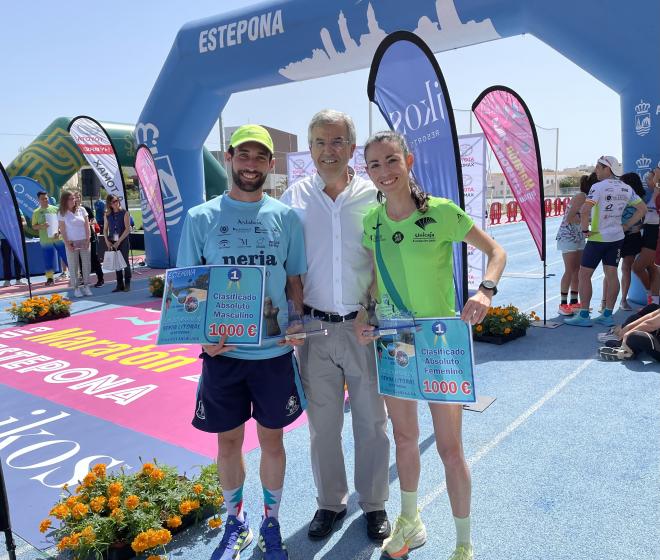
[564,314,592,327]
[82,285,92,297]
[45,278,54,287]
[15,279,26,285]
[593,314,615,327]
[57,271,69,280]
[210,514,253,560]
[557,304,574,316]
[73,288,83,298]
[599,346,633,361]
[258,517,288,560]
[381,515,427,558]
[619,300,632,311]
[569,302,582,310]
[2,280,10,287]
[449,544,474,560]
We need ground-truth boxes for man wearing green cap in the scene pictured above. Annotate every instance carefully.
[177,124,306,560]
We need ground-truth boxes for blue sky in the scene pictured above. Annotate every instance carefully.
[0,1,620,171]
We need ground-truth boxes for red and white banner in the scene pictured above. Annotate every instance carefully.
[68,116,127,209]
[135,145,168,256]
[472,86,546,260]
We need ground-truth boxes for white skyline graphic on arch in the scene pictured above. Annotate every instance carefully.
[278,0,500,81]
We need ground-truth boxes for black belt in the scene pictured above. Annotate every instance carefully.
[304,305,358,323]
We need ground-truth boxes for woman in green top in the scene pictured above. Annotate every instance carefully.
[356,131,506,560]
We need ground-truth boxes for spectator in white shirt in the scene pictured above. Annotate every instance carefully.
[279,110,391,542]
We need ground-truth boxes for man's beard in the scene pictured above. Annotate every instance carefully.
[232,167,267,192]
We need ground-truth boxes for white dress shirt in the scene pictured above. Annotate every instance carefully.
[280,171,378,315]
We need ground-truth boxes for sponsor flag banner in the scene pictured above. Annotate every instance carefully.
[135,145,169,255]
[286,147,367,187]
[368,31,467,308]
[68,116,127,209]
[459,134,487,291]
[10,176,45,224]
[472,86,545,260]
[0,161,28,275]
[375,317,476,404]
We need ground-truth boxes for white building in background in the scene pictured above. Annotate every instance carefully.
[487,168,591,199]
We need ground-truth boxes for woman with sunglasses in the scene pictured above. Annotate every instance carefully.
[104,195,132,292]
[58,190,92,297]
[355,131,506,560]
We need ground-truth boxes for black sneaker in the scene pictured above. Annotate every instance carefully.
[45,278,54,287]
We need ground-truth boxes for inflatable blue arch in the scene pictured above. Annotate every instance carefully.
[137,0,660,268]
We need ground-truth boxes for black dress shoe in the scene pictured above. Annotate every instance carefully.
[365,510,391,541]
[94,280,104,288]
[307,508,347,540]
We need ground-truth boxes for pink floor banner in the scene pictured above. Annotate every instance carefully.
[0,304,306,458]
[472,86,546,260]
[135,145,169,257]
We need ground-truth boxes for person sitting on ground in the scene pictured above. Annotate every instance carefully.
[599,304,660,361]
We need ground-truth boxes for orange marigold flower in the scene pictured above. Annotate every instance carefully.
[49,504,69,519]
[166,515,182,529]
[193,484,203,494]
[82,472,97,487]
[39,519,52,533]
[506,315,513,321]
[504,328,512,334]
[213,495,224,507]
[92,463,107,478]
[81,525,95,543]
[208,517,223,529]
[65,496,78,508]
[475,325,484,333]
[108,496,120,510]
[90,496,106,513]
[131,532,150,553]
[71,502,89,519]
[141,462,155,474]
[108,481,123,496]
[149,468,165,481]
[500,318,506,323]
[178,499,200,515]
[110,508,124,522]
[69,532,80,547]
[57,536,71,551]
[157,529,172,546]
[125,495,140,510]
[147,556,162,560]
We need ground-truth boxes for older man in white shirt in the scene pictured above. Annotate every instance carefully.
[280,110,390,542]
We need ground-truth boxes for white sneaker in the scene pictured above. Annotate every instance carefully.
[73,288,83,297]
[2,280,10,287]
[57,272,69,280]
[82,286,92,297]
[15,279,26,285]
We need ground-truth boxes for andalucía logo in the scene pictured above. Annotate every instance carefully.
[414,216,437,230]
[635,100,651,137]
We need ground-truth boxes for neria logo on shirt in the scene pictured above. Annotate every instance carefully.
[221,250,277,266]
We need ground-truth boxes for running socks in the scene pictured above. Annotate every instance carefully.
[454,515,471,547]
[569,291,579,305]
[225,485,245,521]
[263,486,283,519]
[561,292,568,305]
[401,489,418,521]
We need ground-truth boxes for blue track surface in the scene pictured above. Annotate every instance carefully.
[2,218,659,560]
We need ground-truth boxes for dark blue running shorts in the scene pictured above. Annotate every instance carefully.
[581,239,623,269]
[192,351,306,433]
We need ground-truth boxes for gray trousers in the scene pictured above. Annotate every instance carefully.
[297,320,390,513]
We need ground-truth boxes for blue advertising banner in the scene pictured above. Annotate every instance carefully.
[376,317,476,404]
[158,265,265,345]
[0,162,28,276]
[368,31,466,308]
[10,176,44,224]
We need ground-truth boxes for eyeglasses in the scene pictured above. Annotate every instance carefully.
[311,138,351,150]
[111,200,120,204]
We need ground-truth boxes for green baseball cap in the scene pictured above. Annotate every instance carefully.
[229,124,274,154]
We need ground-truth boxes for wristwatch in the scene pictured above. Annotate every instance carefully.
[479,280,498,296]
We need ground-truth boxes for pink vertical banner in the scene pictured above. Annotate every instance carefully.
[135,144,169,256]
[472,86,546,260]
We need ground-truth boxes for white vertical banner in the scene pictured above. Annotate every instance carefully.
[68,116,127,208]
[287,147,368,187]
[459,133,487,292]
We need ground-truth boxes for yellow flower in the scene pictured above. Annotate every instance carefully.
[475,325,483,333]
[500,318,506,323]
[147,556,163,560]
[208,517,223,529]
[92,463,107,478]
[39,519,52,533]
[108,481,123,496]
[506,315,513,321]
[125,495,140,510]
[82,472,97,487]
[166,515,182,528]
[193,484,203,494]
[110,508,125,522]
[108,496,121,510]
[81,525,95,543]
[504,327,512,334]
